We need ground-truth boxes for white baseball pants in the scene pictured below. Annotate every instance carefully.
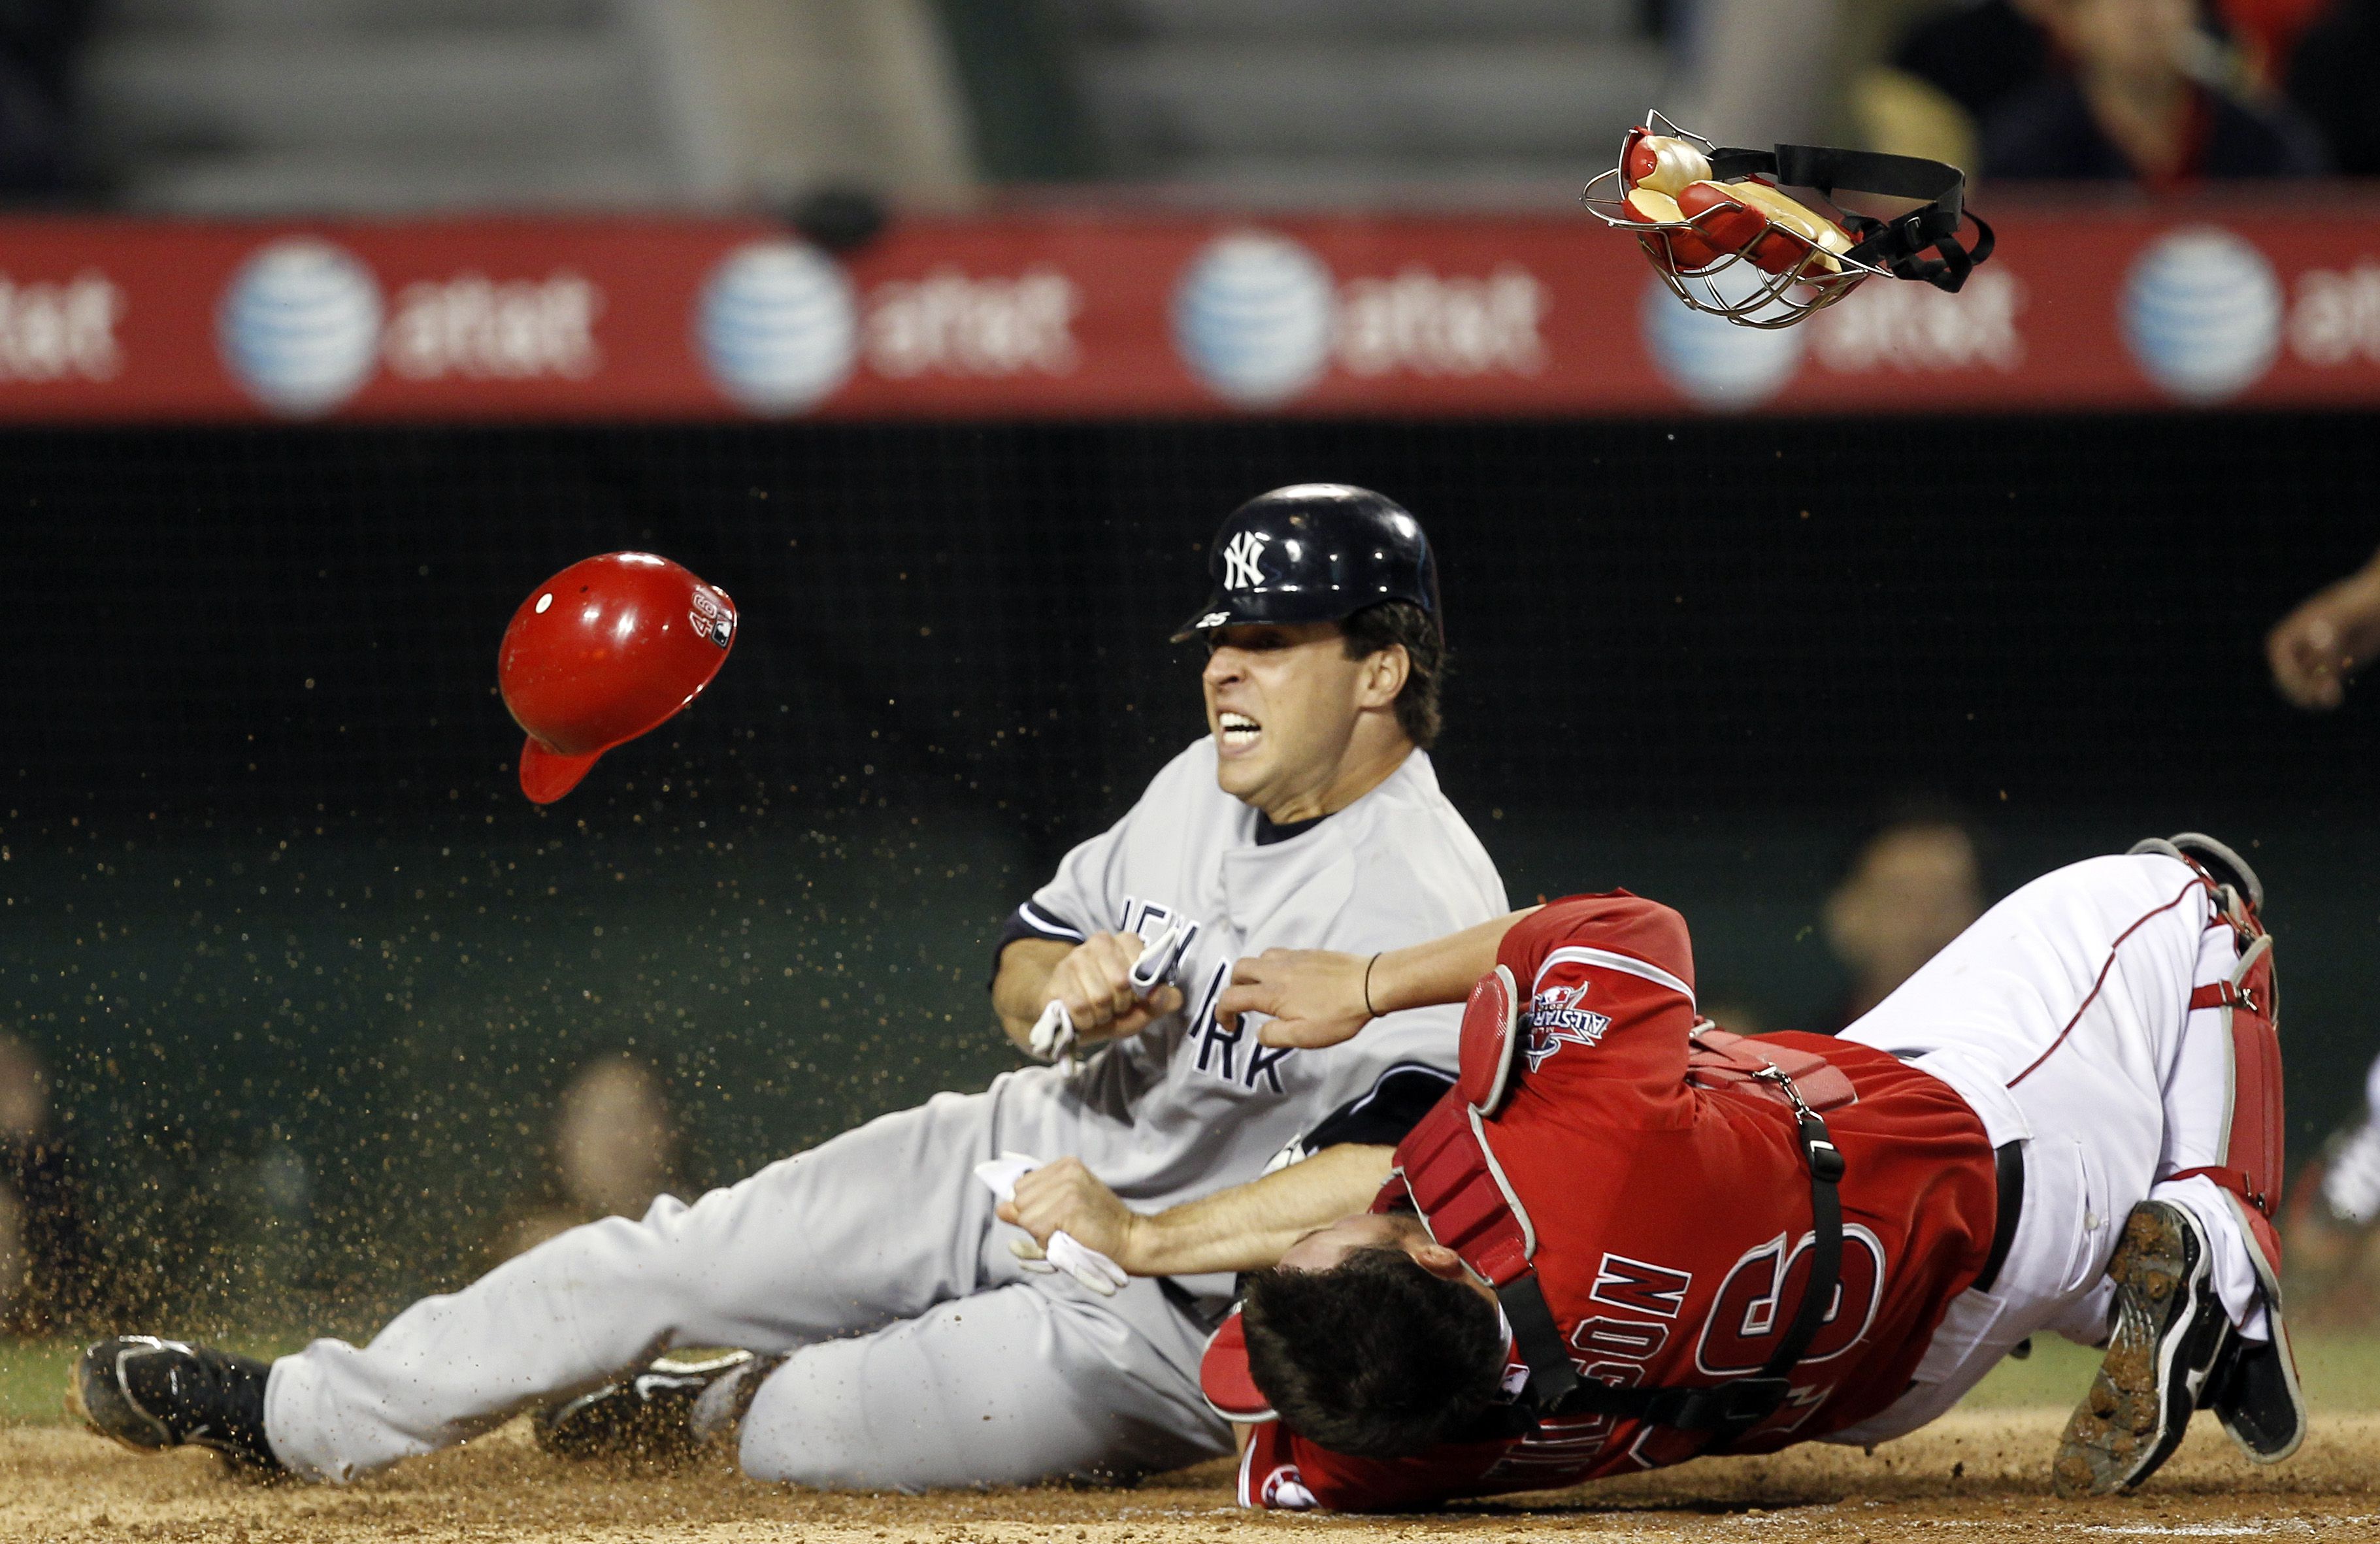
[263,1083,1229,1487]
[1832,851,2272,1443]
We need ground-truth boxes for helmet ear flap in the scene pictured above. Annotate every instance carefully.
[517,738,601,804]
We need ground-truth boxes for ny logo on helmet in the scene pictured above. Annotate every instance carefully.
[1524,983,1613,1070]
[1222,531,1270,592]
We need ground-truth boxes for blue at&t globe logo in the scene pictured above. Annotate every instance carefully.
[218,238,385,416]
[696,239,858,414]
[1640,274,1806,410]
[2122,228,2283,402]
[1173,231,1336,407]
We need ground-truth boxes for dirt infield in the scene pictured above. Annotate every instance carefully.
[7,1411,2379,1543]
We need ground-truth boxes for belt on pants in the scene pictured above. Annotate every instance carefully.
[1971,1139,2026,1295]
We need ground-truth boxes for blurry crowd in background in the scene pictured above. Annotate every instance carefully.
[1699,0,2358,185]
[0,833,1964,1335]
[0,1031,86,1336]
[1,0,2376,211]
[0,1035,686,1337]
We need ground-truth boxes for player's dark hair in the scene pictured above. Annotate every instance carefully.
[1240,1245,1505,1460]
[1340,600,1444,750]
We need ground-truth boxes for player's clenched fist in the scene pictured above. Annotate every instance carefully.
[1220,948,1374,1049]
[997,1157,1145,1271]
[1046,932,1185,1041]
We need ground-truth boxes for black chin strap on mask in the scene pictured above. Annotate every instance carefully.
[1703,143,1994,295]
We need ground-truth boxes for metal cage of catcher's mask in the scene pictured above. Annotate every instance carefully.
[1581,110,1994,331]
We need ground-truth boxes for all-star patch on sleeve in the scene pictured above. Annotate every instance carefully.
[1494,891,1698,1119]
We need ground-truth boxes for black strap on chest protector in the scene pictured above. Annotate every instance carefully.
[1496,1068,1847,1452]
[1703,142,1993,295]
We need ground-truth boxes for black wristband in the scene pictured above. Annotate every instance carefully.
[1363,953,1382,1017]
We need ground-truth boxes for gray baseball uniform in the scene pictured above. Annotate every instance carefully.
[261,738,1506,1488]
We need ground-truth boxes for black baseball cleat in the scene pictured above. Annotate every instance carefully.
[2130,833,2263,916]
[70,1335,284,1478]
[2053,1202,2233,1497]
[2202,1324,2306,1462]
[2202,1187,2308,1465]
[535,1347,772,1467]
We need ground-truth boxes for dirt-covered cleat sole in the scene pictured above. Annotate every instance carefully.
[535,1348,768,1468]
[71,1336,284,1478]
[2053,1202,2232,1498]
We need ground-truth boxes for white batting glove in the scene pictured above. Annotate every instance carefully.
[1027,922,1191,1070]
[1129,919,1191,995]
[1027,999,1078,1068]
[972,1151,1129,1297]
[1041,1231,1131,1295]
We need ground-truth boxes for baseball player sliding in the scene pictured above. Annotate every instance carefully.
[1000,837,2304,1508]
[68,485,1508,1490]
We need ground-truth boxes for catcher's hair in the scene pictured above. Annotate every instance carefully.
[1240,1245,1504,1460]
[1340,600,1444,750]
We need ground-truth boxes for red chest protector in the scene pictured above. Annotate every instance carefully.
[1381,966,1853,1448]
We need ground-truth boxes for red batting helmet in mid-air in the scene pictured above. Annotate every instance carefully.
[497,551,738,804]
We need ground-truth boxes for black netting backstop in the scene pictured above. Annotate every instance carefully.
[2,414,2374,1325]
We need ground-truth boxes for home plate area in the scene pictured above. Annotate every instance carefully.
[7,1411,2379,1544]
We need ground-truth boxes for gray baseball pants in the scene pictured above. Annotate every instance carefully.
[262,1082,1231,1488]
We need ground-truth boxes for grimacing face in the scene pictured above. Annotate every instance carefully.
[1200,621,1381,815]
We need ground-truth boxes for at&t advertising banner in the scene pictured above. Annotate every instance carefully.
[0,195,2377,422]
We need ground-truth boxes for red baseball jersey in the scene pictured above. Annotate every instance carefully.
[1240,892,1999,1511]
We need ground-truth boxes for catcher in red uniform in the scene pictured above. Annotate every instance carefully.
[997,836,2303,1509]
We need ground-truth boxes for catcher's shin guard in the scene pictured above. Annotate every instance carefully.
[2127,832,2305,1464]
[2130,833,2283,1221]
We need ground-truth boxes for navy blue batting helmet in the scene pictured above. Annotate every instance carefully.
[1172,484,1441,642]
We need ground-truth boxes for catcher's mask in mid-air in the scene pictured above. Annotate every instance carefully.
[1582,109,1994,329]
[497,551,737,804]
